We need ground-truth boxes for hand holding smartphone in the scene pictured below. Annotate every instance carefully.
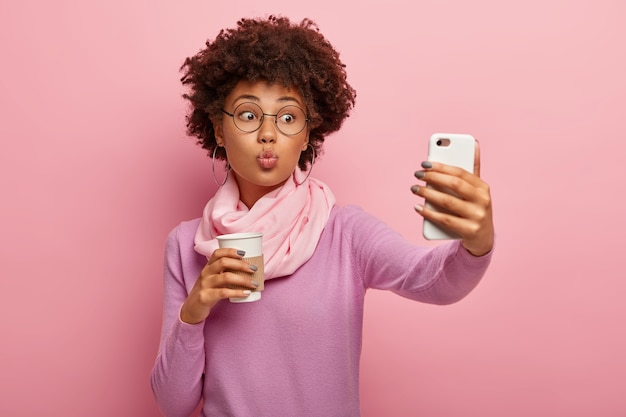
[422,133,476,240]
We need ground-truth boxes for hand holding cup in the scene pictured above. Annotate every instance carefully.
[179,232,264,324]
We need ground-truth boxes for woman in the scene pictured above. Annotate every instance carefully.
[151,15,494,417]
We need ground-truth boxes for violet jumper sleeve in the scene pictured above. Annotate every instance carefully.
[151,205,492,417]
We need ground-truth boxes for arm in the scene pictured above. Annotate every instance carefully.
[384,239,492,304]
[150,224,259,416]
[345,207,492,304]
[150,226,205,417]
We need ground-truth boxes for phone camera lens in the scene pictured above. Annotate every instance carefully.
[436,140,442,146]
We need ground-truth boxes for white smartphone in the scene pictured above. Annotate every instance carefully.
[422,133,476,240]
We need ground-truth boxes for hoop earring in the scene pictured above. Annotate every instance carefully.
[212,146,230,187]
[296,144,315,186]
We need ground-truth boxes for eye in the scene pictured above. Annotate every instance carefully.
[278,106,305,125]
[233,103,262,123]
[238,110,258,122]
[279,113,295,124]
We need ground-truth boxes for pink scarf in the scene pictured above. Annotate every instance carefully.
[194,170,336,280]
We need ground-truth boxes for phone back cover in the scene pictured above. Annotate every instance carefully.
[423,133,475,240]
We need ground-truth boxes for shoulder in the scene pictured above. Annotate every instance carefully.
[321,205,402,254]
[328,204,372,224]
[167,218,201,241]
[327,204,393,235]
[165,218,202,255]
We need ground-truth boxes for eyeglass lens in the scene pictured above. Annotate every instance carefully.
[231,102,307,135]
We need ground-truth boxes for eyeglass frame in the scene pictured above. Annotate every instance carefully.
[221,102,310,136]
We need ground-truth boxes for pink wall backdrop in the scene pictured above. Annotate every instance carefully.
[1,1,625,416]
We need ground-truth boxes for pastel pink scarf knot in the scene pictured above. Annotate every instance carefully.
[194,169,336,280]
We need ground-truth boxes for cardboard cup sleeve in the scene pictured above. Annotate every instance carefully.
[230,254,264,291]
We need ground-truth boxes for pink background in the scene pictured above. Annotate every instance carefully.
[1,1,625,416]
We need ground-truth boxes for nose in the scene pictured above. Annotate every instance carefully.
[258,115,277,144]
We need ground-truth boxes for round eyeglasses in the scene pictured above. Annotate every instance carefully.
[221,102,309,136]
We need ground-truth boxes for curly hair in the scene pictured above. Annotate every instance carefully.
[180,15,356,170]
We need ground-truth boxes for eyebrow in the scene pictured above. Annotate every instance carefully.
[232,94,303,107]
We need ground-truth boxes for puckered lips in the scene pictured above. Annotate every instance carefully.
[257,150,278,169]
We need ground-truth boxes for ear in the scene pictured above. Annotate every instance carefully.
[212,118,224,145]
[301,130,310,151]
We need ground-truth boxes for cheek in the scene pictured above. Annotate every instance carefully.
[292,136,309,154]
[221,127,248,152]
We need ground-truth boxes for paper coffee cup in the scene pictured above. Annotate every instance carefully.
[216,232,264,303]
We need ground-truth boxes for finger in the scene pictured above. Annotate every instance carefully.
[414,183,487,222]
[473,140,481,178]
[207,248,246,264]
[207,248,245,264]
[195,286,256,307]
[230,288,256,298]
[211,287,256,301]
[198,271,259,294]
[413,203,480,239]
[204,258,259,278]
[415,165,491,203]
[414,170,475,202]
[417,162,477,186]
[198,270,260,294]
[219,271,261,290]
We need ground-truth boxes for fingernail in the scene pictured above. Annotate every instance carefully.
[414,171,425,179]
[414,205,424,212]
[421,161,432,169]
[249,264,258,271]
[237,250,246,256]
[410,185,420,194]
[251,280,260,287]
[242,290,252,295]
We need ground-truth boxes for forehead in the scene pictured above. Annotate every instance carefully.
[225,80,305,108]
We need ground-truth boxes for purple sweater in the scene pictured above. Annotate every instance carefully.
[151,205,492,416]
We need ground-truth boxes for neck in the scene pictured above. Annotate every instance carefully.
[234,175,288,209]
